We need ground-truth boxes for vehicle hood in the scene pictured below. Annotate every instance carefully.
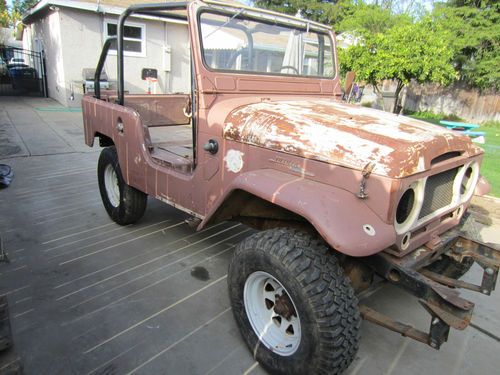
[223,99,483,178]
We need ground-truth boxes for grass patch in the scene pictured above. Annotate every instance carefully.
[406,112,500,198]
[478,121,500,197]
[404,110,465,124]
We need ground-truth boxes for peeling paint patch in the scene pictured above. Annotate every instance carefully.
[224,149,244,173]
[223,99,481,178]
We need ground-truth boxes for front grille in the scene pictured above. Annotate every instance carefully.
[419,167,458,219]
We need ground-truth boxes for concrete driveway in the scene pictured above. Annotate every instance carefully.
[0,97,499,374]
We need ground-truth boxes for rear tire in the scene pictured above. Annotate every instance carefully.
[97,146,147,225]
[228,228,360,375]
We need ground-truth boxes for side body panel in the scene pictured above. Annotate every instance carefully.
[81,1,484,258]
[82,96,205,218]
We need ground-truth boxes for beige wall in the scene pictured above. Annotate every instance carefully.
[166,22,191,94]
[23,11,67,105]
[24,7,191,107]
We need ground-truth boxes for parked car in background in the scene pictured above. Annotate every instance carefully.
[8,57,26,67]
[8,66,39,91]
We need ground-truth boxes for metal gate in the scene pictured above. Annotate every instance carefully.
[0,47,47,97]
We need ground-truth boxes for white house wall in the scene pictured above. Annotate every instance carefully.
[25,7,191,107]
[166,22,191,94]
[23,10,67,106]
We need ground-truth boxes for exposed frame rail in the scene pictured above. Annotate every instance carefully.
[359,231,499,349]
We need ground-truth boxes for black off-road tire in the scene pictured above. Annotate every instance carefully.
[228,228,361,375]
[97,146,147,225]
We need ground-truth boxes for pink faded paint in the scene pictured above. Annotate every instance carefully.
[224,100,483,178]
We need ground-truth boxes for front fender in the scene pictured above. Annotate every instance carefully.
[200,169,396,257]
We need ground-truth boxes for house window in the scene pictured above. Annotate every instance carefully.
[105,21,145,57]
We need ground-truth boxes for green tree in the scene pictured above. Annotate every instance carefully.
[432,0,499,90]
[0,0,8,28]
[339,17,456,112]
[337,2,411,35]
[254,0,356,25]
[13,0,37,15]
[0,11,8,29]
[365,0,429,18]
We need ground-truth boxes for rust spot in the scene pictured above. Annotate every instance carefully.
[224,100,482,178]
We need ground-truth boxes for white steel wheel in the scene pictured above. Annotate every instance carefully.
[97,146,147,225]
[244,271,301,356]
[103,164,120,207]
[229,229,361,374]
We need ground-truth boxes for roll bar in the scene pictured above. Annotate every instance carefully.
[94,2,189,104]
[94,36,116,100]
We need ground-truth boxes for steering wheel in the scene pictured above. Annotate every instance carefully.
[280,65,300,74]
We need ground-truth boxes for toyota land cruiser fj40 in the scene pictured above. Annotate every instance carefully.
[82,1,499,374]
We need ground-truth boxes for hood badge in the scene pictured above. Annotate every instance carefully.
[269,157,314,177]
[357,162,375,199]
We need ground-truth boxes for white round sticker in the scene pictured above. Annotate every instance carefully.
[224,149,244,173]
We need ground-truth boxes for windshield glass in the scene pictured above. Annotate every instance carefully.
[199,11,335,78]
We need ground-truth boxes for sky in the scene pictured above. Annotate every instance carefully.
[241,0,436,12]
[5,0,436,13]
[365,0,435,12]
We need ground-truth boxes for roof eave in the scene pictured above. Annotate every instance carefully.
[22,0,188,25]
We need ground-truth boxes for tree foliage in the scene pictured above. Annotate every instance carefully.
[0,11,8,29]
[339,17,456,111]
[254,0,356,26]
[337,2,411,35]
[254,0,498,92]
[432,1,499,90]
[0,0,37,31]
[13,0,37,15]
[0,0,7,28]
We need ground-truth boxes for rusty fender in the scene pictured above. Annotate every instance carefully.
[200,169,397,257]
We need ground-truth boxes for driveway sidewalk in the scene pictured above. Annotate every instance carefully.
[0,97,499,375]
[0,96,93,158]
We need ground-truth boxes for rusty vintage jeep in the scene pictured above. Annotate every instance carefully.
[82,1,499,374]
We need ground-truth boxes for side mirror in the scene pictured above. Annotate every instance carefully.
[343,71,356,100]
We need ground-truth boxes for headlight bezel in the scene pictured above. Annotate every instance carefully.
[394,180,425,235]
[393,161,480,236]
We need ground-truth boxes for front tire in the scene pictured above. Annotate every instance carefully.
[228,229,360,375]
[97,146,147,225]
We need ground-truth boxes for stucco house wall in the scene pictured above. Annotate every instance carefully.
[166,22,191,95]
[23,6,190,107]
[23,11,67,105]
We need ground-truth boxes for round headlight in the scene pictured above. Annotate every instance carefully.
[396,188,415,225]
[394,180,425,235]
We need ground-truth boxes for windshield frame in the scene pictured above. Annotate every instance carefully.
[197,7,337,80]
